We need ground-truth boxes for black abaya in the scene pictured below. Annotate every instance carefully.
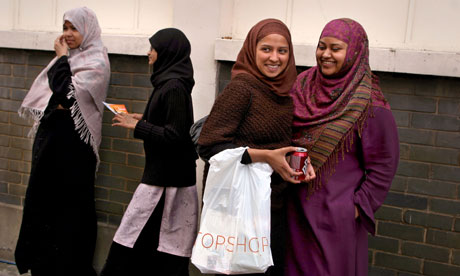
[15,57,98,276]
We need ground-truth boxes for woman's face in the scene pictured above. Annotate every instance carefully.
[147,47,158,65]
[316,36,348,76]
[255,34,289,78]
[63,20,83,49]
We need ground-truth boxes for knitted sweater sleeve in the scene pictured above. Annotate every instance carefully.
[47,56,76,108]
[198,77,252,161]
[134,84,191,145]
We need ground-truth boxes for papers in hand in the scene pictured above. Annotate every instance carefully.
[103,101,128,114]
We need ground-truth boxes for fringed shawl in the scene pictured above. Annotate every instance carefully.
[18,7,110,169]
[291,18,388,191]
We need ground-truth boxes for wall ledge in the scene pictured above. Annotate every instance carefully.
[215,39,460,78]
[1,31,459,78]
[0,30,149,56]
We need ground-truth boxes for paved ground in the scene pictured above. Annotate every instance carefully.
[0,261,204,276]
[0,262,29,276]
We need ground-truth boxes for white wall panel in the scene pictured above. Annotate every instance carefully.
[4,0,459,52]
[232,0,290,39]
[218,0,234,38]
[57,0,90,22]
[290,0,410,47]
[410,0,460,52]
[60,0,138,32]
[11,0,174,35]
[0,0,459,77]
[137,0,173,34]
[87,0,137,32]
[0,0,14,30]
[17,0,56,31]
[172,0,225,200]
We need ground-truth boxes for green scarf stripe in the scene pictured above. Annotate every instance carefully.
[351,90,370,96]
[346,101,369,108]
[336,115,359,123]
[349,96,370,103]
[318,134,342,145]
[357,79,372,87]
[347,101,368,108]
[328,123,350,132]
[312,146,335,157]
[317,135,338,147]
[318,130,351,145]
[310,148,332,161]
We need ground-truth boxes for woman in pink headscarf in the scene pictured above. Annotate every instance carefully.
[15,7,110,276]
[286,18,399,275]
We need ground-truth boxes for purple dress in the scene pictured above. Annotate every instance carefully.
[286,106,399,276]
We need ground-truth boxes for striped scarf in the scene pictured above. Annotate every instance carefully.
[291,18,387,191]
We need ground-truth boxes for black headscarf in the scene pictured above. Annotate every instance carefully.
[149,28,195,91]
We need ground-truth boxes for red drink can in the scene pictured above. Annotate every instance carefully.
[289,147,308,180]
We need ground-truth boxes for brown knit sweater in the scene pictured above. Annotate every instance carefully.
[198,73,293,160]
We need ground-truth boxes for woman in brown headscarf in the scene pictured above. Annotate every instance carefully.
[198,18,315,275]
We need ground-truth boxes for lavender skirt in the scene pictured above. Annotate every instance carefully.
[113,183,199,257]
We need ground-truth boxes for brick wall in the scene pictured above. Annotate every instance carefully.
[369,72,460,276]
[94,53,152,226]
[0,48,151,228]
[1,49,459,275]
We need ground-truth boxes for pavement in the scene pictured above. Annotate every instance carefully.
[0,261,205,276]
[0,261,29,276]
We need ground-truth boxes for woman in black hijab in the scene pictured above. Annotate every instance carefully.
[100,28,198,276]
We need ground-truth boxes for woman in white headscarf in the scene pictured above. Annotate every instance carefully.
[15,7,110,276]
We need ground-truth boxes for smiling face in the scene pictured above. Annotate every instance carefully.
[316,36,348,77]
[255,34,289,78]
[63,20,83,49]
[147,47,158,65]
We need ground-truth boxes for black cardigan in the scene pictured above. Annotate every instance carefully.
[134,78,197,187]
[46,56,75,112]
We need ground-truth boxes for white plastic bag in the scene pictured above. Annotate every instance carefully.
[191,147,274,275]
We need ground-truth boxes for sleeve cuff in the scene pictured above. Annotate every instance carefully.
[353,190,376,235]
[57,55,69,63]
[134,120,153,140]
[51,56,69,70]
[240,149,253,164]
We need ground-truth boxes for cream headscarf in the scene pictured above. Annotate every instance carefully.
[19,6,110,168]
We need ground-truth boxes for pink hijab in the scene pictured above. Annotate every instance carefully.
[19,7,110,168]
[291,18,388,184]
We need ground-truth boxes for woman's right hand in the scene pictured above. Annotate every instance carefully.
[248,146,303,184]
[54,35,68,57]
